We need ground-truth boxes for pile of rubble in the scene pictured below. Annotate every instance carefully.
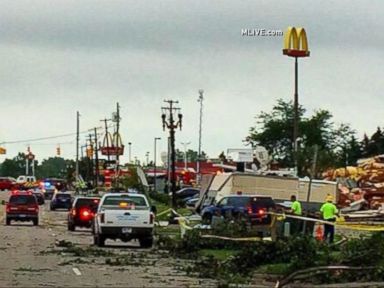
[323,155,384,212]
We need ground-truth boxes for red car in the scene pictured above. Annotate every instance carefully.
[0,177,16,191]
[4,190,39,226]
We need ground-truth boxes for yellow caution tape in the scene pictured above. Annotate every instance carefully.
[201,234,271,241]
[156,208,172,217]
[269,212,384,232]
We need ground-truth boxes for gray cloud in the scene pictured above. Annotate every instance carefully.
[0,0,383,162]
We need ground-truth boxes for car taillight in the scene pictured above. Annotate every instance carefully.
[100,213,105,223]
[80,209,91,220]
[247,205,253,215]
[258,208,266,216]
[6,205,10,213]
[71,209,76,216]
[150,213,155,224]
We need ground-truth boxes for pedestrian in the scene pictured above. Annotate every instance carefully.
[290,195,302,216]
[289,195,302,234]
[320,195,339,243]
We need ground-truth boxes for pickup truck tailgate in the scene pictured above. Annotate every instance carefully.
[104,209,151,227]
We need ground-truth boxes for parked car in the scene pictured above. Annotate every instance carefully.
[185,196,199,208]
[67,196,100,231]
[0,177,16,191]
[3,190,39,225]
[50,192,72,211]
[171,187,200,200]
[201,195,276,225]
[92,193,156,248]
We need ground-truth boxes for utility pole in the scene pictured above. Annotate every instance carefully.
[181,141,191,170]
[167,137,170,192]
[197,89,204,185]
[154,137,161,192]
[115,102,120,163]
[94,128,100,189]
[88,134,95,186]
[162,100,183,208]
[100,118,111,161]
[114,102,121,188]
[75,111,80,186]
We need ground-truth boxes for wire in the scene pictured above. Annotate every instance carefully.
[0,124,115,145]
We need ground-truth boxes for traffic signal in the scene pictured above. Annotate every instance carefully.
[0,147,6,154]
[86,146,94,158]
[56,146,61,156]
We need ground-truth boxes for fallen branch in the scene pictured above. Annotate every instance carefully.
[276,265,376,288]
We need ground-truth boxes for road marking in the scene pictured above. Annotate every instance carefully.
[72,267,82,276]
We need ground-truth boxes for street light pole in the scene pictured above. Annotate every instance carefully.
[162,100,183,208]
[181,141,191,170]
[197,89,204,184]
[146,152,150,167]
[154,137,161,192]
[128,142,132,163]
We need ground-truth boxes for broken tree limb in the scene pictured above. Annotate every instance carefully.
[276,265,376,288]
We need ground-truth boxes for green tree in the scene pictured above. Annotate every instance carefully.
[361,127,384,157]
[246,99,357,176]
[0,153,28,178]
[36,157,74,180]
[176,149,207,163]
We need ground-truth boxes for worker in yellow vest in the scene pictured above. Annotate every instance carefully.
[320,195,339,243]
[289,195,302,234]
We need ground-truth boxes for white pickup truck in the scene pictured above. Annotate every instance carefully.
[93,193,155,248]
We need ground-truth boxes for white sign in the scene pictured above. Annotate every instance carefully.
[227,148,253,163]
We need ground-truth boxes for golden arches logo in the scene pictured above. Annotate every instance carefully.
[283,27,310,57]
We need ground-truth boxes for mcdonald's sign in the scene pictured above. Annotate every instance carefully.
[282,27,310,58]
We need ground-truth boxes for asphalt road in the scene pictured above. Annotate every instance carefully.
[0,191,215,287]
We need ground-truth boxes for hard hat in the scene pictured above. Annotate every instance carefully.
[326,195,334,202]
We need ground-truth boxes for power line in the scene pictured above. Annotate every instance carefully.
[0,125,115,145]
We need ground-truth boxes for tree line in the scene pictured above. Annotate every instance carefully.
[245,99,384,177]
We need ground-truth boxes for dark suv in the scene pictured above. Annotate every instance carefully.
[50,192,72,210]
[201,195,275,225]
[67,196,100,231]
[5,191,39,225]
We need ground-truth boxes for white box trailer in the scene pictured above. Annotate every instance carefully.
[196,173,338,213]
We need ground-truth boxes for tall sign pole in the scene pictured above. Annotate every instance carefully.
[162,100,183,208]
[283,27,310,176]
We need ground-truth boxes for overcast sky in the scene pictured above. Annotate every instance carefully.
[0,0,383,164]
